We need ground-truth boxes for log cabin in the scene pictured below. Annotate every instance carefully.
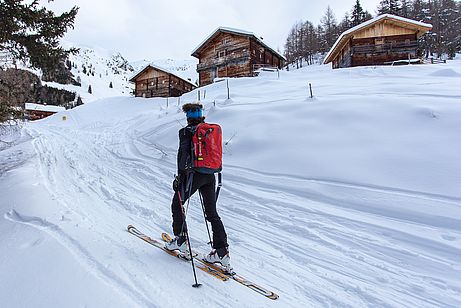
[25,103,65,121]
[191,27,285,86]
[129,64,196,98]
[323,14,432,69]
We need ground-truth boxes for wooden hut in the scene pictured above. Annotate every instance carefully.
[129,64,196,98]
[191,27,285,86]
[323,14,432,69]
[25,103,65,121]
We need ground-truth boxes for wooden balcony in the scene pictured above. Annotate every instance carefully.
[352,41,419,55]
[197,52,251,71]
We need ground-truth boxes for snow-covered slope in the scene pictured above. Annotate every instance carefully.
[43,42,198,104]
[1,60,461,307]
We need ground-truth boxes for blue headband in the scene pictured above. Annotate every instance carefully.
[186,109,203,119]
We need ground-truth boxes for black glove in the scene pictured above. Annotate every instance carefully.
[172,174,182,192]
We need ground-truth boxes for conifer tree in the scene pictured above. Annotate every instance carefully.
[377,0,401,15]
[351,0,365,26]
[0,0,79,72]
[88,85,92,94]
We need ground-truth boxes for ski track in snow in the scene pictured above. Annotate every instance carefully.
[17,109,461,307]
[4,64,461,307]
[4,210,152,307]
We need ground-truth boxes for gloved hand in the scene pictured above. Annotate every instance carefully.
[172,174,182,192]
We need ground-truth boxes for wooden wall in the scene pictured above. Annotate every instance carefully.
[133,67,194,98]
[332,31,420,68]
[353,22,416,39]
[196,31,283,86]
[197,32,252,86]
[26,110,57,121]
[249,40,283,69]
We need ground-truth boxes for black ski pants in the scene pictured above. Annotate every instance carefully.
[171,172,228,249]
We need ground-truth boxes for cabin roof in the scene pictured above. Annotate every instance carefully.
[323,14,432,65]
[129,63,196,86]
[25,103,65,113]
[191,26,286,61]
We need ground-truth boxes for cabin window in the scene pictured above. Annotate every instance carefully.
[217,50,226,58]
[222,39,230,45]
[375,38,384,45]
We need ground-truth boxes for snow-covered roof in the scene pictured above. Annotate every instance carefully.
[25,103,65,113]
[129,63,196,86]
[323,14,433,65]
[191,26,286,61]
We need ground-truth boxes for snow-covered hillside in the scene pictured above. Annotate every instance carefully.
[1,60,461,307]
[43,42,198,104]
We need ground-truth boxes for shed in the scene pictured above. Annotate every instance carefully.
[129,64,196,98]
[192,27,285,86]
[25,103,65,121]
[323,14,432,69]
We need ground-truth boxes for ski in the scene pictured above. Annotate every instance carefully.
[162,232,279,300]
[127,225,228,281]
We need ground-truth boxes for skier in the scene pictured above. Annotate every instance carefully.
[165,103,232,271]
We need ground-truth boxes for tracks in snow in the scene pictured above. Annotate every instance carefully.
[24,119,461,307]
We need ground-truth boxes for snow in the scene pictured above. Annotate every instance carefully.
[25,103,66,112]
[1,58,461,307]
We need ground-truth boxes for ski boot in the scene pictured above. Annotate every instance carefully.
[164,235,191,259]
[203,247,233,273]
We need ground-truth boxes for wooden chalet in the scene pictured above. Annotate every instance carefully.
[323,14,432,69]
[25,103,65,121]
[191,27,285,86]
[129,64,196,98]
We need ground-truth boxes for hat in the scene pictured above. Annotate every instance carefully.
[182,103,203,119]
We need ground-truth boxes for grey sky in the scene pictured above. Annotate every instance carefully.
[48,0,382,61]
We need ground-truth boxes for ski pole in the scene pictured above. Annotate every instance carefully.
[178,173,201,288]
[198,191,213,248]
[178,172,194,236]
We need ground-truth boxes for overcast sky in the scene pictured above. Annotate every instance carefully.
[47,0,382,62]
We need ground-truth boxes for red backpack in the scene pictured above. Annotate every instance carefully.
[192,123,222,174]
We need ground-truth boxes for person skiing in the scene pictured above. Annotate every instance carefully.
[164,103,231,271]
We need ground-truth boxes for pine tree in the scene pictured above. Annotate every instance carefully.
[377,0,402,15]
[88,85,92,94]
[400,0,410,17]
[411,0,427,20]
[0,0,78,72]
[351,0,365,26]
[438,0,459,58]
[109,81,113,88]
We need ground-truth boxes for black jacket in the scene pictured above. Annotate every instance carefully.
[177,125,194,174]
